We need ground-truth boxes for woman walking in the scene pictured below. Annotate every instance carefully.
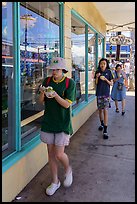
[111,63,128,115]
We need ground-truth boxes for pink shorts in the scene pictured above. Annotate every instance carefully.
[40,131,70,146]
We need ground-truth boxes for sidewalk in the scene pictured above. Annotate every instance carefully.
[12,91,135,202]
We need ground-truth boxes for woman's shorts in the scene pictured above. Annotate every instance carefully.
[40,131,70,146]
[97,96,110,110]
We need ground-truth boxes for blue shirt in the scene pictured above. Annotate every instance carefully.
[95,69,113,97]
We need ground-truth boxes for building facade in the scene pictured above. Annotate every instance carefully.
[2,2,106,201]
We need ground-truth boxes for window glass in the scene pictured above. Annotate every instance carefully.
[71,15,85,105]
[2,2,15,158]
[98,35,103,61]
[20,2,60,145]
[88,28,96,95]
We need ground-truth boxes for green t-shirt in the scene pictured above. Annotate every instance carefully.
[41,76,76,135]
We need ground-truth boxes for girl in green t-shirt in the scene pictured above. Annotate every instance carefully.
[39,57,76,196]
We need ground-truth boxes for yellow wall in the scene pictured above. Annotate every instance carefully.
[2,144,48,202]
[72,99,97,134]
[65,2,106,35]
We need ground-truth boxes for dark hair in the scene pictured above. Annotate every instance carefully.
[97,58,110,70]
[115,64,122,70]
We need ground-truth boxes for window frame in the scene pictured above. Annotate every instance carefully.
[2,2,64,172]
[2,3,105,172]
[71,9,105,116]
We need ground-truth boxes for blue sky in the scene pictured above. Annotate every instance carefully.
[2,3,59,48]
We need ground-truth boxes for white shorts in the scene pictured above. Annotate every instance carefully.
[40,131,70,146]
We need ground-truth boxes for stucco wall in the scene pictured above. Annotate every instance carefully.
[72,99,97,135]
[65,2,106,35]
[2,144,48,202]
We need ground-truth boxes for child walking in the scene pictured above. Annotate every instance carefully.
[94,58,113,139]
[39,57,76,195]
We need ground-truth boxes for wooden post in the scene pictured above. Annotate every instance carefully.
[116,32,121,61]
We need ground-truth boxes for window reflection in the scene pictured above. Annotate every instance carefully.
[20,2,60,145]
[98,35,103,61]
[71,15,96,106]
[71,15,85,104]
[2,2,15,157]
[88,28,96,95]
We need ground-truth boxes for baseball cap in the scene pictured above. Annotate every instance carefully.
[47,57,68,73]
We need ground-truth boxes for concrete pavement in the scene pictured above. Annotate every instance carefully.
[12,91,135,202]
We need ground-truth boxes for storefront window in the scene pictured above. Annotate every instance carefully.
[98,35,103,61]
[2,2,15,157]
[20,2,60,145]
[71,15,85,104]
[88,28,96,95]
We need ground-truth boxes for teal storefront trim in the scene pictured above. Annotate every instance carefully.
[59,3,64,57]
[71,9,98,113]
[2,2,64,174]
[71,9,105,39]
[72,95,96,117]
[71,8,105,67]
[71,9,96,33]
[95,33,98,69]
[102,38,105,58]
[85,24,88,102]
[2,135,41,174]
[13,2,21,152]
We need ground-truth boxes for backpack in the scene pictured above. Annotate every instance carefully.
[46,76,70,89]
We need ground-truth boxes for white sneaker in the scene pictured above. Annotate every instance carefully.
[46,181,61,196]
[63,167,73,187]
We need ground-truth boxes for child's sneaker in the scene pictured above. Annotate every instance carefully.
[109,102,111,108]
[46,181,61,196]
[63,167,73,187]
[103,132,108,139]
[116,108,119,113]
[98,125,104,131]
